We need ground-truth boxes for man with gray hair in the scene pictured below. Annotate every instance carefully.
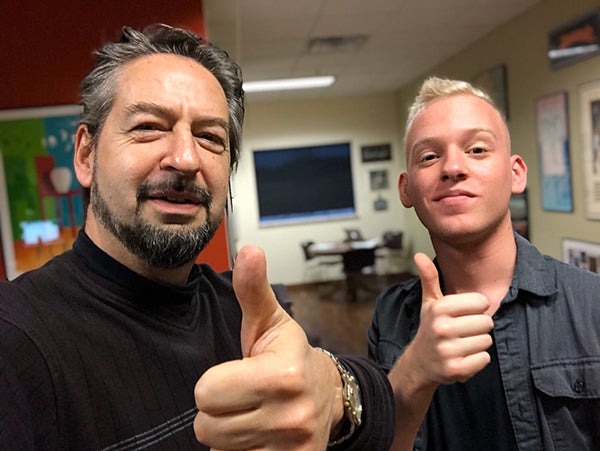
[369,76,600,450]
[0,24,394,450]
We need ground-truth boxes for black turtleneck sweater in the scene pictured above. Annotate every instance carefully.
[0,232,393,450]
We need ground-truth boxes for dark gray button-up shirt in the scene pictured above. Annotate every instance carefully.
[368,234,600,450]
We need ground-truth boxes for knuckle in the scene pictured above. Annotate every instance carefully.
[443,359,464,380]
[431,320,451,339]
[193,380,208,406]
[264,364,306,397]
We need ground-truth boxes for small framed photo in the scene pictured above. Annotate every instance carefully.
[369,169,389,190]
[361,143,391,162]
[373,196,388,211]
[562,238,600,273]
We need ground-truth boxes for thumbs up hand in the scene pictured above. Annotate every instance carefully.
[193,245,344,450]
[404,253,494,388]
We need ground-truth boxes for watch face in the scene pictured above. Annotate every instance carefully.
[344,380,362,424]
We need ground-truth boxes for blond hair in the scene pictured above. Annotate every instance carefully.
[404,76,505,141]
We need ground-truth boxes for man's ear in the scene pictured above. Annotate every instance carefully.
[398,172,413,208]
[510,154,528,194]
[74,125,94,188]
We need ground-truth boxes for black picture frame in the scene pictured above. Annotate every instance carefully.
[549,9,600,69]
[369,169,389,190]
[510,190,529,240]
[360,143,391,162]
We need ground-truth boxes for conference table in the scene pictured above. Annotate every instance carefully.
[305,238,381,302]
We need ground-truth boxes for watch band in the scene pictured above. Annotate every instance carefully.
[316,347,362,447]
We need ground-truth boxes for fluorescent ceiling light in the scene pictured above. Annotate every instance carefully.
[243,75,335,93]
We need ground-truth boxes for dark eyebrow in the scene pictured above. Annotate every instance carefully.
[124,101,230,133]
[196,117,230,134]
[125,102,174,119]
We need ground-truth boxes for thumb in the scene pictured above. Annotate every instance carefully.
[414,252,443,304]
[232,245,285,357]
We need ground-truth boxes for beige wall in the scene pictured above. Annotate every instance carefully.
[233,0,600,285]
[396,0,600,264]
[231,93,406,285]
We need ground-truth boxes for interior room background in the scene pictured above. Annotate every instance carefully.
[233,0,600,285]
[1,0,599,285]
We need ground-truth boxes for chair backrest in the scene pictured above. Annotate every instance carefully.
[300,241,315,260]
[383,231,403,249]
[342,248,376,273]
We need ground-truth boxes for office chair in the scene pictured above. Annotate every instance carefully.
[342,247,378,302]
[380,231,405,274]
[300,241,342,285]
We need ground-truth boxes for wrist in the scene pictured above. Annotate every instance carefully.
[316,347,363,447]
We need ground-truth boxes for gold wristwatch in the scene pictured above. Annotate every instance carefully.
[317,347,363,446]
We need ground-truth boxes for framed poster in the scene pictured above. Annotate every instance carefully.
[578,80,600,220]
[562,238,600,274]
[535,91,573,212]
[472,64,509,120]
[0,105,84,280]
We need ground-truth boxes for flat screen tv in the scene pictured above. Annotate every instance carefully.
[253,142,355,226]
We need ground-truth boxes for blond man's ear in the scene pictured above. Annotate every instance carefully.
[398,172,413,208]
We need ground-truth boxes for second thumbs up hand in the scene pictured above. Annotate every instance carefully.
[406,253,495,387]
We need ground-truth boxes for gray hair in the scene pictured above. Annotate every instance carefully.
[79,24,244,170]
[404,76,503,142]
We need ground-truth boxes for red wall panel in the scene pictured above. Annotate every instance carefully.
[0,0,231,276]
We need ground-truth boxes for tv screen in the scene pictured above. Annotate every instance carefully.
[253,142,355,226]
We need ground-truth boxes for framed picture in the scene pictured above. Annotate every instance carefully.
[360,143,391,162]
[548,9,600,69]
[578,80,600,220]
[535,91,573,212]
[510,190,529,240]
[472,64,508,120]
[0,105,84,280]
[562,238,600,274]
[369,169,388,190]
[373,195,388,212]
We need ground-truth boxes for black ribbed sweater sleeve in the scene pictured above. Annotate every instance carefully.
[333,355,395,450]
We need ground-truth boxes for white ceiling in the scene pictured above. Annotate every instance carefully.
[203,0,540,102]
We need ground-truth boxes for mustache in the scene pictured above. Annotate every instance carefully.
[136,178,212,207]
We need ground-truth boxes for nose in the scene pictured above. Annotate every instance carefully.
[441,149,468,181]
[160,127,202,175]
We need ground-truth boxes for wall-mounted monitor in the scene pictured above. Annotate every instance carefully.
[253,142,355,226]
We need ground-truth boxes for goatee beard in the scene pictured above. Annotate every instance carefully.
[90,177,221,269]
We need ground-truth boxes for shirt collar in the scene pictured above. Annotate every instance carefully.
[72,229,202,307]
[403,233,559,311]
[510,232,559,299]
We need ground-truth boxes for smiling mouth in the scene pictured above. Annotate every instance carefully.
[435,191,474,202]
[150,192,201,205]
[137,178,213,214]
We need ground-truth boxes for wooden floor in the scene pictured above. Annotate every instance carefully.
[287,272,413,357]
